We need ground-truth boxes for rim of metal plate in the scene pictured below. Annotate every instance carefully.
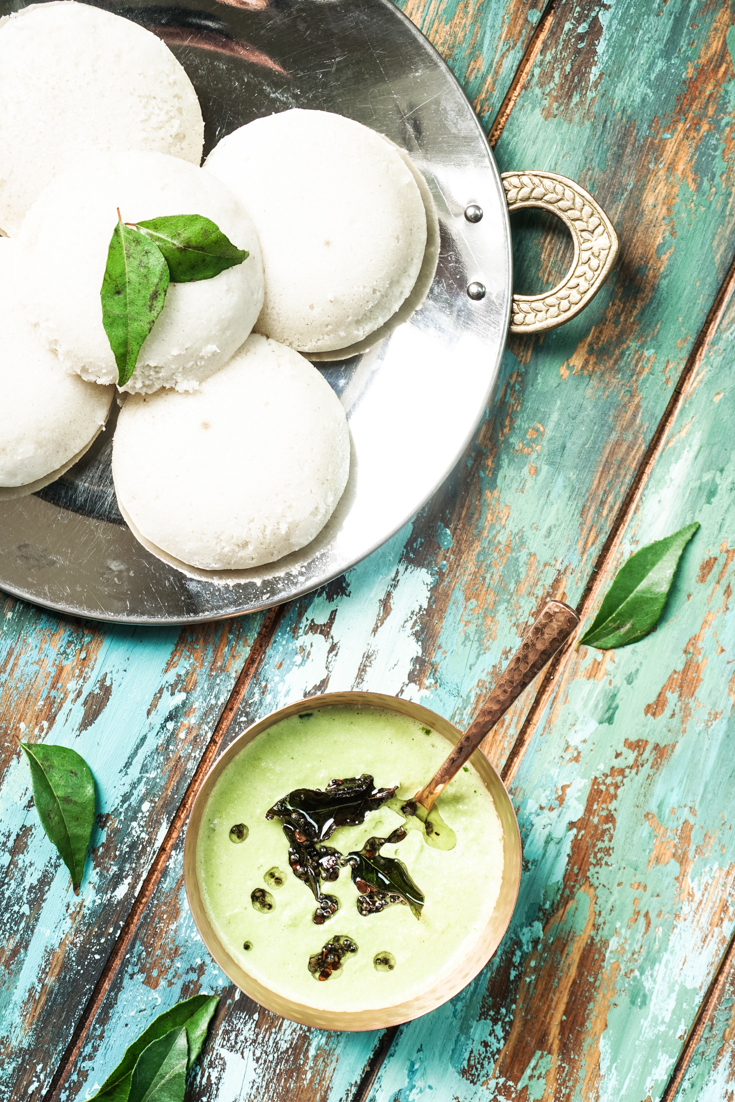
[0,0,512,625]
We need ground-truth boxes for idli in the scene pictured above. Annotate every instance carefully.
[0,1,205,237]
[112,335,350,571]
[0,239,113,496]
[205,109,428,353]
[18,151,264,394]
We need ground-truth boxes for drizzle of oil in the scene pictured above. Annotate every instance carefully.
[308,934,358,981]
[229,823,249,843]
[251,887,275,913]
[374,951,396,972]
[387,797,456,850]
[264,866,286,888]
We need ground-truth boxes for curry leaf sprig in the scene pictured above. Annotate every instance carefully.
[100,212,248,387]
[21,742,96,894]
[89,994,219,1102]
[579,522,700,650]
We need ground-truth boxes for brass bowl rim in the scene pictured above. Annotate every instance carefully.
[184,690,522,1032]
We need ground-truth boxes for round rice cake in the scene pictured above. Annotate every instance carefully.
[113,334,350,571]
[0,1,205,236]
[18,151,264,394]
[205,109,428,353]
[0,239,113,496]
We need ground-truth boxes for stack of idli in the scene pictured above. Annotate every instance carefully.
[0,5,434,575]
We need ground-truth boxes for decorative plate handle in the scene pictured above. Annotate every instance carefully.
[502,170,618,335]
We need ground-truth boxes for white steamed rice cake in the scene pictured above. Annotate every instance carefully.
[205,109,428,353]
[0,1,205,236]
[112,334,350,571]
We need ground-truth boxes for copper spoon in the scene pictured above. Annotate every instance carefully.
[414,600,580,812]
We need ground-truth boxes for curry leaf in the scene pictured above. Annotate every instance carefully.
[100,218,170,386]
[21,742,95,894]
[266,775,397,843]
[128,1027,188,1102]
[89,995,219,1102]
[579,522,700,650]
[135,215,247,282]
[346,836,425,919]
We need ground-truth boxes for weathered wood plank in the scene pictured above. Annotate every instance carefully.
[397,0,552,131]
[46,0,735,1099]
[672,943,735,1102]
[370,162,735,1102]
[0,601,267,1101]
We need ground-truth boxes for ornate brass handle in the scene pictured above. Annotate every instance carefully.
[415,600,580,811]
[502,170,618,335]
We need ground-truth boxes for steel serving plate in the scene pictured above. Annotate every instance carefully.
[0,0,512,624]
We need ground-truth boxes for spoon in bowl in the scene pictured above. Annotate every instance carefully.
[414,600,579,816]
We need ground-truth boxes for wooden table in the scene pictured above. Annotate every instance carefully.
[2,0,735,1099]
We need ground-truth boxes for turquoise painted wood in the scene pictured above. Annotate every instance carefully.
[398,0,551,131]
[56,0,735,1099]
[370,155,735,1102]
[0,601,266,1100]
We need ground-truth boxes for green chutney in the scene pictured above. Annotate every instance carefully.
[196,704,504,1013]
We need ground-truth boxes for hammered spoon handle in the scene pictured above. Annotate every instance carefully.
[414,600,580,812]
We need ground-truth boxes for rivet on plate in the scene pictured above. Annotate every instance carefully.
[467,281,486,301]
[464,204,483,223]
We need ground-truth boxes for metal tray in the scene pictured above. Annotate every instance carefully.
[0,0,511,624]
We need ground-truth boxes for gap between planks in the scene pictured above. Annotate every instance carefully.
[501,242,735,790]
[41,604,285,1102]
[487,0,558,148]
[496,246,735,1102]
[660,924,735,1102]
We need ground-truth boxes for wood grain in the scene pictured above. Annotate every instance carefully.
[371,116,735,1102]
[0,603,267,1101]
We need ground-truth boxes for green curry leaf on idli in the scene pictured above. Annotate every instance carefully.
[135,214,248,282]
[101,212,248,385]
[101,215,170,387]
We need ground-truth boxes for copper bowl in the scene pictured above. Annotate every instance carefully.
[184,690,522,1031]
